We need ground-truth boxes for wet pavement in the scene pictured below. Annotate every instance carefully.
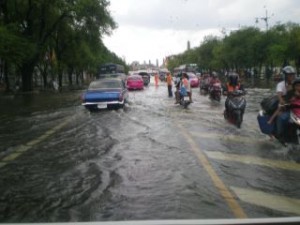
[0,78,299,222]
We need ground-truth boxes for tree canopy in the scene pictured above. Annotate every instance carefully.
[167,23,300,76]
[0,0,125,92]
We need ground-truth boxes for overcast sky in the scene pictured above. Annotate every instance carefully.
[102,0,300,66]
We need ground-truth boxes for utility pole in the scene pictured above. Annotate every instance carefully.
[255,6,273,31]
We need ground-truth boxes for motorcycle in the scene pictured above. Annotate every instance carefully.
[258,96,300,146]
[179,86,191,109]
[200,77,210,95]
[209,82,222,102]
[224,90,246,128]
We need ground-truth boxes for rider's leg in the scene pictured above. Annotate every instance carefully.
[276,111,290,140]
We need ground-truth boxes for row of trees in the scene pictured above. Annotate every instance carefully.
[0,0,126,92]
[167,23,300,78]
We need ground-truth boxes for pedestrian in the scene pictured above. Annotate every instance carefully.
[166,72,173,97]
[154,72,159,87]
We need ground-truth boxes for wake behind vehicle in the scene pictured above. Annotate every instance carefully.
[224,90,246,128]
[81,78,128,111]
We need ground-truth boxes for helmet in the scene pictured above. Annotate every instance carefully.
[228,72,239,86]
[182,72,188,79]
[212,71,218,78]
[177,71,182,78]
[282,66,296,76]
[292,78,300,89]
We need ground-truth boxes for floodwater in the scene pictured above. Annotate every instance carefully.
[0,78,299,222]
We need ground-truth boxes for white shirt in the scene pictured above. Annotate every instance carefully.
[276,81,287,96]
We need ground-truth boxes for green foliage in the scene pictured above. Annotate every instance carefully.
[0,0,123,91]
[168,23,300,74]
[0,26,35,65]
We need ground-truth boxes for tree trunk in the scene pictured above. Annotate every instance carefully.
[68,66,73,86]
[21,62,35,92]
[21,70,33,92]
[42,71,48,88]
[76,71,79,85]
[58,69,63,91]
[3,61,10,92]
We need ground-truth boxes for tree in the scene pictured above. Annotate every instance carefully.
[0,0,117,92]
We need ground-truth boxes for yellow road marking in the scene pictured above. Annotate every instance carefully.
[205,151,300,171]
[0,117,73,169]
[2,152,23,161]
[231,186,300,215]
[176,123,247,218]
[192,132,267,144]
[15,145,31,152]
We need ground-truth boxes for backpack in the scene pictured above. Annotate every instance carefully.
[260,95,279,116]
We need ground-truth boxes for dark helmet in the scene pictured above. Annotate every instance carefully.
[292,78,300,88]
[182,72,188,79]
[282,66,296,76]
[177,71,183,78]
[228,72,239,86]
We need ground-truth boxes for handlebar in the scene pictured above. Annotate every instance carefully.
[228,90,246,96]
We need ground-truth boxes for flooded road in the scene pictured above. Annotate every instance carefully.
[0,78,300,222]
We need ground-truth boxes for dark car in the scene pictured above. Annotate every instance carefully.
[81,78,128,111]
[137,72,151,86]
[97,73,127,81]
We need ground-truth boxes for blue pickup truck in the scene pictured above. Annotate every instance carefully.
[81,78,128,111]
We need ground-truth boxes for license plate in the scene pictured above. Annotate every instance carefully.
[97,104,107,109]
[184,96,189,101]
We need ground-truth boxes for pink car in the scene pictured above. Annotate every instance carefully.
[187,72,200,88]
[127,75,144,90]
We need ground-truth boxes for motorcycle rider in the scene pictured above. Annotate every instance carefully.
[290,78,300,117]
[182,72,192,102]
[174,72,192,103]
[208,71,221,92]
[174,72,182,104]
[223,72,244,117]
[200,73,211,92]
[274,66,296,143]
[223,72,244,95]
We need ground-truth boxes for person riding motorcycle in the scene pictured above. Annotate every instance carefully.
[290,78,300,118]
[174,72,192,103]
[200,73,211,92]
[223,72,244,95]
[174,72,182,104]
[208,72,221,91]
[181,72,192,102]
[223,72,245,117]
[274,66,296,143]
